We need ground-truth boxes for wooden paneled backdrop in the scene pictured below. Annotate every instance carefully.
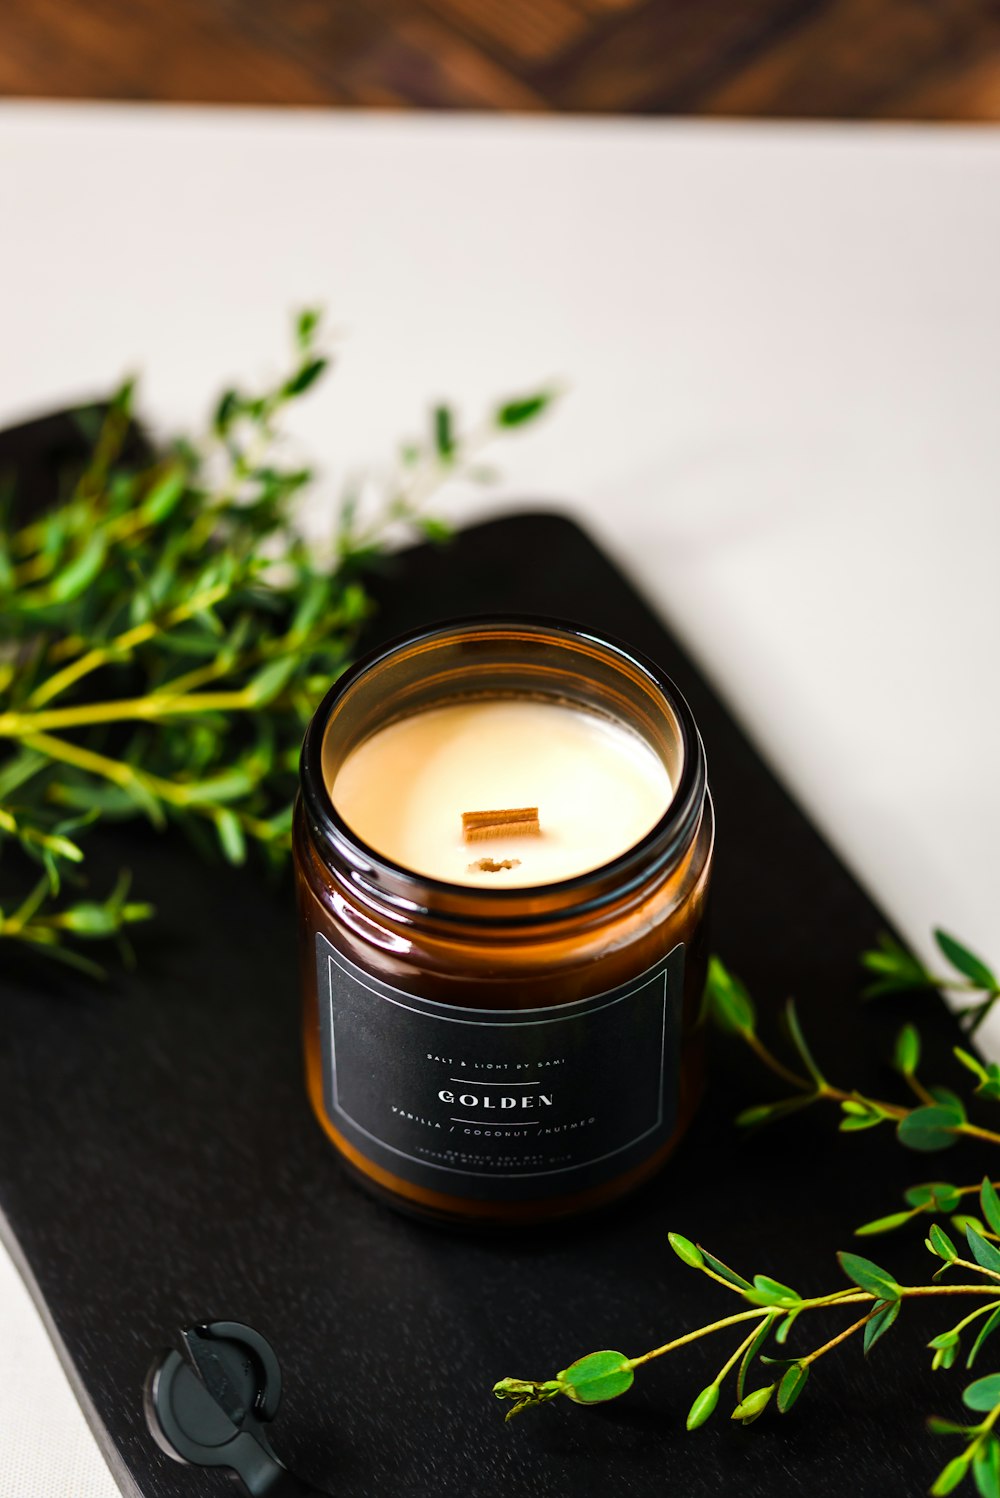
[1,0,999,117]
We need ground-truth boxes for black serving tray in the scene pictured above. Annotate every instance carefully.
[0,411,979,1498]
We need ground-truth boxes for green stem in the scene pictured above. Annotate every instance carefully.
[20,732,282,846]
[739,1025,1000,1148]
[901,1285,1000,1299]
[26,584,231,709]
[0,689,261,736]
[741,1031,812,1092]
[715,1321,772,1385]
[906,1074,938,1108]
[816,1083,907,1121]
[697,1263,754,1294]
[799,1307,880,1367]
[959,1123,1000,1147]
[948,1301,1000,1338]
[627,1308,771,1370]
[21,732,142,792]
[979,1402,1000,1437]
[950,1258,1000,1286]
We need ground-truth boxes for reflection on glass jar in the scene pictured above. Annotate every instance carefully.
[294,618,714,1227]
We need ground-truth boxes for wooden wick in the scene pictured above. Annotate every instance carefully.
[461,807,540,842]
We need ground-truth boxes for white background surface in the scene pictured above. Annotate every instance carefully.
[1,102,998,1496]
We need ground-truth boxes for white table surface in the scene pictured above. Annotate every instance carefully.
[1,102,998,1496]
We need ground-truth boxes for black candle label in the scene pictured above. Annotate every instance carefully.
[315,934,685,1201]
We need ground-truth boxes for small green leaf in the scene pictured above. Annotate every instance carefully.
[964,1374,1000,1412]
[731,1384,774,1425]
[864,975,933,999]
[213,389,240,433]
[932,1455,973,1496]
[776,1363,809,1414]
[495,392,553,427]
[894,1024,921,1076]
[121,901,154,925]
[668,1233,704,1269]
[749,1275,801,1308]
[936,930,998,991]
[417,516,453,543]
[141,466,187,523]
[907,1183,963,1214]
[41,833,85,864]
[931,1087,968,1122]
[296,307,321,347]
[784,999,825,1087]
[967,1307,1000,1369]
[686,1384,719,1431]
[737,1315,775,1400]
[837,1252,902,1301]
[861,933,930,987]
[935,1345,960,1375]
[929,1224,959,1262]
[283,357,328,397]
[17,936,106,978]
[433,404,455,459]
[49,534,106,603]
[58,903,119,936]
[705,957,756,1033]
[774,1309,801,1346]
[928,1417,972,1435]
[897,1106,962,1153]
[864,1298,900,1355]
[737,1096,812,1128]
[956,1048,990,1083]
[700,1249,751,1291]
[856,1211,914,1237]
[973,1432,1000,1498]
[966,1226,1000,1276]
[180,771,255,805]
[840,1111,886,1133]
[981,1181,1000,1238]
[557,1351,633,1405]
[246,656,298,706]
[213,808,246,865]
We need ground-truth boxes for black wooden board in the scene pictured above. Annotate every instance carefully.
[0,412,979,1498]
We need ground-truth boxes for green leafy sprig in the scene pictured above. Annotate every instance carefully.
[495,1181,1000,1496]
[494,930,1000,1498]
[706,938,1000,1239]
[0,310,553,974]
[863,930,1000,1035]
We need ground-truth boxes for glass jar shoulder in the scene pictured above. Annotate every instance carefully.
[293,795,712,1012]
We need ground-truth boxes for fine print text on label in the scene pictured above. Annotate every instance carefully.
[315,933,684,1202]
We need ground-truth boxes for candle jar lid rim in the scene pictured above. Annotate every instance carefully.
[298,614,708,927]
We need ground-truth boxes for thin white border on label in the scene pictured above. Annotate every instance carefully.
[321,941,679,1180]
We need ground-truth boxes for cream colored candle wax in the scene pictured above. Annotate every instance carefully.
[330,698,672,887]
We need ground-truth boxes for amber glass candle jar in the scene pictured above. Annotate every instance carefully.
[294,618,714,1227]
